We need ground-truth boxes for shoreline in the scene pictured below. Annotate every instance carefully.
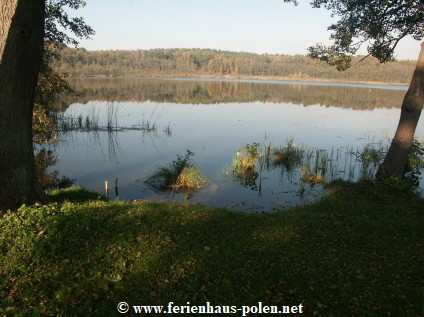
[67,74,409,89]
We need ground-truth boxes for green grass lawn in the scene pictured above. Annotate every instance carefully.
[1,182,423,316]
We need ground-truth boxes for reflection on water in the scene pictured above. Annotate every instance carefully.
[47,79,423,211]
[57,78,408,110]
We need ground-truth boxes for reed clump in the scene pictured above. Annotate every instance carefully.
[145,151,209,193]
[271,140,304,171]
[232,143,262,173]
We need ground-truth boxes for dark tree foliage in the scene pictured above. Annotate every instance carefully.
[34,0,94,143]
[45,0,94,48]
[40,0,94,97]
[41,0,94,88]
[302,0,424,179]
[307,0,423,70]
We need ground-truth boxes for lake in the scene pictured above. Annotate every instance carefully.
[45,78,422,211]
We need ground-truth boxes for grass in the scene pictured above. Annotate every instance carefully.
[55,104,173,136]
[172,167,209,191]
[48,186,108,203]
[1,182,423,316]
[271,140,304,171]
[144,151,209,193]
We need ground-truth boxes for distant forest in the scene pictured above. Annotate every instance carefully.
[51,48,416,84]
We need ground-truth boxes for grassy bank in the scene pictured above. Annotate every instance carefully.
[1,182,423,316]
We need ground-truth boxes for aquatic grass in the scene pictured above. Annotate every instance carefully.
[230,143,263,191]
[232,143,262,173]
[138,121,157,132]
[355,142,387,179]
[301,172,325,185]
[144,161,187,193]
[163,123,172,137]
[259,142,273,171]
[222,164,231,180]
[144,151,209,193]
[106,104,119,131]
[300,166,326,185]
[271,140,304,171]
[56,111,102,132]
[225,138,423,191]
[139,103,163,132]
[54,103,174,138]
[357,143,386,166]
[172,166,209,191]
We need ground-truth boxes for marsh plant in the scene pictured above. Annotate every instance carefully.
[137,104,162,132]
[163,123,172,137]
[271,140,305,171]
[55,104,173,138]
[300,167,325,185]
[355,142,387,179]
[229,143,262,191]
[357,143,385,166]
[403,140,424,186]
[225,138,424,191]
[233,143,262,172]
[144,151,209,194]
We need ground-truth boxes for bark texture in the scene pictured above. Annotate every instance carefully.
[377,42,424,178]
[0,0,48,211]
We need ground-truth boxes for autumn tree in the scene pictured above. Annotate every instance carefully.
[303,0,423,178]
[0,0,93,211]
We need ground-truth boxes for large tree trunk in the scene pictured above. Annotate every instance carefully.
[377,42,424,179]
[0,0,48,211]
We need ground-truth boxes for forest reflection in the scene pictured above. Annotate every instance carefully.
[56,78,407,111]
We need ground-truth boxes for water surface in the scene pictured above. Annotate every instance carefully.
[48,78,422,211]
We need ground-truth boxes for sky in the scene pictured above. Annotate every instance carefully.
[72,0,420,60]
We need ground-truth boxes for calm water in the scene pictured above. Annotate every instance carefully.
[47,78,422,211]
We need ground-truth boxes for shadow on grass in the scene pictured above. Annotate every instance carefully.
[1,181,423,316]
[48,186,108,203]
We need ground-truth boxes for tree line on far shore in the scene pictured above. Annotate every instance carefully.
[51,47,416,84]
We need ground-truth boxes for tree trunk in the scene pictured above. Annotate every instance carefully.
[377,42,424,179]
[0,0,48,211]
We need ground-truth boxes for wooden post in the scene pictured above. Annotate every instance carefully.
[115,177,119,199]
[105,181,109,197]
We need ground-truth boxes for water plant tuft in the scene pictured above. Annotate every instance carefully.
[144,150,209,193]
[271,139,304,171]
[233,143,262,172]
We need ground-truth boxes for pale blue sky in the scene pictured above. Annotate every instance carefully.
[73,0,419,60]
